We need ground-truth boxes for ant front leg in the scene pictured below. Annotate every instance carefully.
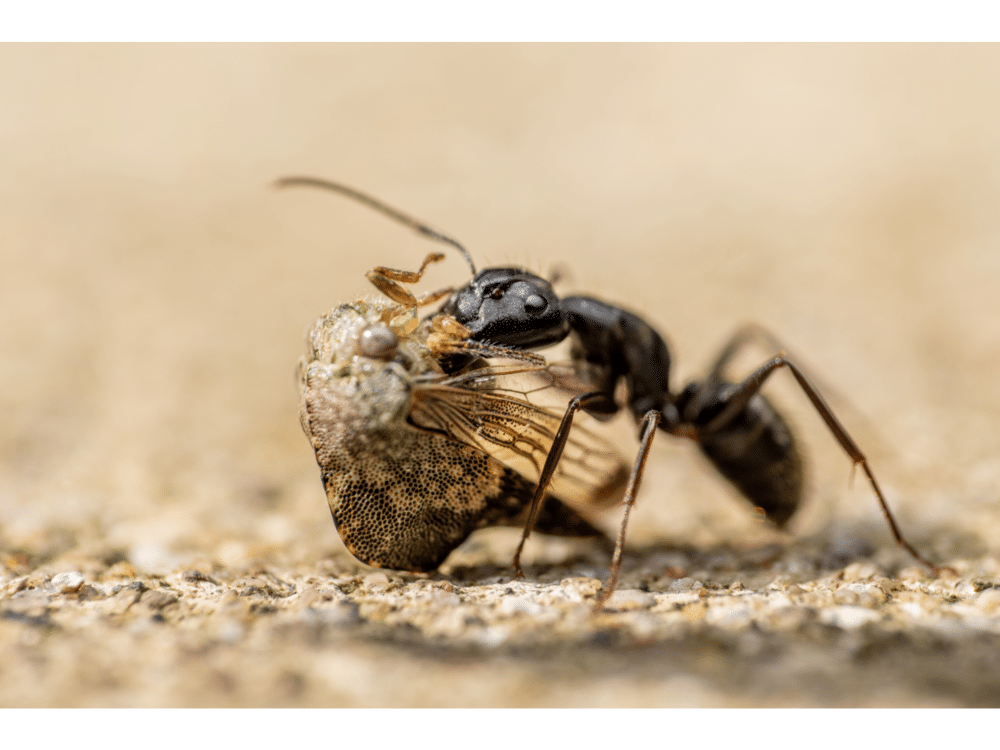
[503,296,676,604]
[685,353,940,574]
[511,391,609,578]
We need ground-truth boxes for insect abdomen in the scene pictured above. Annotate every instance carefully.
[318,425,603,571]
[696,392,804,527]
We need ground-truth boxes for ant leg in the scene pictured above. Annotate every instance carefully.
[594,409,661,610]
[704,354,940,574]
[512,391,607,578]
[702,324,861,434]
[681,324,788,422]
[704,323,789,383]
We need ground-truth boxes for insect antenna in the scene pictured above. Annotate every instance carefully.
[274,176,477,275]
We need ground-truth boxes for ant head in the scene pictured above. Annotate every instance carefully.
[440,267,570,349]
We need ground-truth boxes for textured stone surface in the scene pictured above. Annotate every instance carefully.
[3,545,1000,706]
[3,45,1000,707]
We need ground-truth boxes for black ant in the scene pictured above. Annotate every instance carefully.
[279,176,940,609]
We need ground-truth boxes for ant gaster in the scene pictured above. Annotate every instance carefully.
[278,176,940,609]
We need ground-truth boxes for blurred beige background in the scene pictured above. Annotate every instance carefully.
[2,45,1000,706]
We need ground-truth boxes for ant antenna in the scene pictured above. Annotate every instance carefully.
[274,176,477,276]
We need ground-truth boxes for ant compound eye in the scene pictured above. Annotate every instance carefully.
[356,324,399,360]
[489,286,504,300]
[523,294,547,315]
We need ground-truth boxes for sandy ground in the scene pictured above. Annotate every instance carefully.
[2,45,1000,707]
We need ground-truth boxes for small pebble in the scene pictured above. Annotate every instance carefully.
[77,584,105,601]
[559,577,601,602]
[107,584,145,615]
[842,562,879,582]
[51,571,85,594]
[182,570,219,585]
[424,580,455,593]
[141,590,179,610]
[976,590,1000,614]
[668,578,704,592]
[954,581,976,599]
[603,590,656,611]
[898,567,927,583]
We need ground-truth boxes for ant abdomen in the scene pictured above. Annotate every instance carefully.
[676,381,803,527]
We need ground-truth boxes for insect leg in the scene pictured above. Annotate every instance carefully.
[703,354,939,573]
[703,323,859,422]
[414,286,455,308]
[366,253,451,335]
[511,391,608,578]
[594,408,661,610]
[365,252,447,306]
[704,323,788,383]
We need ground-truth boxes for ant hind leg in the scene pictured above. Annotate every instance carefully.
[699,353,940,574]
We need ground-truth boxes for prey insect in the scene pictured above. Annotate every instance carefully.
[280,176,940,609]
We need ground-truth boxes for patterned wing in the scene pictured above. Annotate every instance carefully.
[409,364,629,509]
